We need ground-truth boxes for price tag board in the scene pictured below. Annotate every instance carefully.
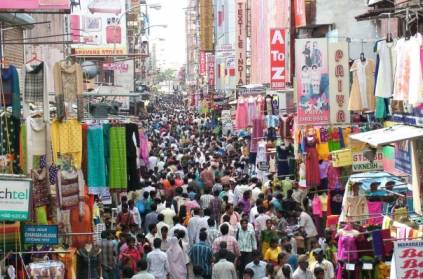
[363,263,373,270]
[346,264,355,271]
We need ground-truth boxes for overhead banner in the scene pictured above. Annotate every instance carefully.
[23,225,59,245]
[70,0,127,55]
[394,240,423,279]
[329,42,350,124]
[0,177,31,221]
[270,29,287,90]
[199,51,207,76]
[200,0,214,51]
[295,38,330,124]
[236,0,247,86]
[395,140,412,175]
[0,0,70,12]
[294,0,306,27]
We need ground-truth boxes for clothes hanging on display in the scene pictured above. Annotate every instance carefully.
[348,59,376,111]
[53,61,83,121]
[24,62,45,103]
[109,126,127,191]
[250,118,265,153]
[393,33,423,106]
[70,203,93,248]
[1,65,21,119]
[51,119,82,169]
[276,144,290,178]
[57,169,84,209]
[76,247,101,279]
[139,130,149,166]
[26,116,47,173]
[87,125,106,194]
[126,123,140,191]
[247,97,257,126]
[0,112,20,174]
[31,167,50,208]
[305,136,321,187]
[375,40,396,98]
[235,98,248,130]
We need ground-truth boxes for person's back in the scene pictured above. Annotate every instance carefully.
[132,259,155,279]
[212,251,237,279]
[147,238,169,279]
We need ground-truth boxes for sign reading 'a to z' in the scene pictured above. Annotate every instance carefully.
[270,28,286,90]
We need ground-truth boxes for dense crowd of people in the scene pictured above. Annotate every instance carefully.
[98,96,335,279]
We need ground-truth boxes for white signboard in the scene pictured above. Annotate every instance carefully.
[0,177,31,221]
[394,240,423,279]
[352,149,383,172]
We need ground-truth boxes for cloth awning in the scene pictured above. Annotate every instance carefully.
[349,125,423,147]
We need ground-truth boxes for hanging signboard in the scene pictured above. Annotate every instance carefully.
[0,177,31,221]
[394,240,423,279]
[351,147,384,173]
[23,225,59,245]
[330,148,352,167]
[199,51,207,76]
[70,0,127,55]
[295,38,330,124]
[207,54,215,91]
[294,0,306,27]
[0,0,70,12]
[270,28,287,90]
[395,140,412,175]
[329,42,350,124]
[200,0,214,51]
[236,0,247,86]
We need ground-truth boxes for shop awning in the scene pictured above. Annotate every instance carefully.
[350,125,423,147]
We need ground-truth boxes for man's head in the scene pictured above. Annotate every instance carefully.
[220,223,229,235]
[386,180,395,191]
[199,231,207,242]
[148,224,157,234]
[252,250,261,265]
[314,266,325,279]
[121,203,129,213]
[137,259,148,271]
[243,268,254,279]
[153,238,162,249]
[298,254,309,271]
[158,214,164,222]
[241,219,249,231]
[161,226,168,239]
[208,218,215,228]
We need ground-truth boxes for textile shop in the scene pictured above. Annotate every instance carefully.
[0,59,149,278]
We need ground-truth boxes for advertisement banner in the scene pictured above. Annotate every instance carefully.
[295,39,330,124]
[103,62,129,72]
[294,0,306,27]
[200,52,207,76]
[394,240,423,279]
[270,29,287,90]
[329,42,350,124]
[330,148,352,167]
[23,225,59,245]
[395,140,412,175]
[236,0,247,86]
[351,142,383,172]
[0,178,31,221]
[207,54,215,90]
[0,0,70,12]
[70,0,127,55]
[200,0,214,51]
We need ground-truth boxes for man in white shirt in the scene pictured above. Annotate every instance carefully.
[160,203,176,228]
[233,180,250,206]
[132,259,155,279]
[245,251,267,279]
[211,251,237,279]
[147,238,169,279]
[148,155,158,171]
[254,206,271,237]
[128,200,142,229]
[156,214,169,239]
[292,255,313,279]
[310,249,335,279]
[187,208,203,245]
[297,210,318,251]
[169,216,189,244]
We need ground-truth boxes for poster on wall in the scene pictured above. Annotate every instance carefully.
[329,42,350,124]
[270,28,286,90]
[295,38,330,124]
[70,0,127,55]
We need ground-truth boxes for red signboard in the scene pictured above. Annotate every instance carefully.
[199,51,207,76]
[270,28,286,90]
[0,0,70,11]
[207,54,215,90]
[294,0,306,27]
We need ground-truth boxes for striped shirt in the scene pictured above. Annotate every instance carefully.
[236,229,257,252]
[189,241,213,276]
[212,235,240,257]
[200,194,214,209]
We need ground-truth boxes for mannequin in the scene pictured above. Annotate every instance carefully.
[305,128,320,188]
[336,223,360,279]
[76,242,102,279]
[345,182,368,223]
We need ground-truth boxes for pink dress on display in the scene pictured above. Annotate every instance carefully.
[305,136,321,187]
[236,99,249,130]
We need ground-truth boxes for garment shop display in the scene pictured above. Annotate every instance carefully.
[31,167,50,208]
[109,126,127,191]
[76,246,101,279]
[26,116,47,173]
[24,62,45,103]
[1,65,21,119]
[87,125,106,194]
[139,130,149,166]
[235,98,248,130]
[57,169,84,209]
[305,136,321,187]
[53,61,83,121]
[51,119,82,169]
[348,59,376,111]
[126,123,140,191]
[0,112,20,173]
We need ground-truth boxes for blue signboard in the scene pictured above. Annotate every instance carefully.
[395,141,412,175]
[23,225,59,245]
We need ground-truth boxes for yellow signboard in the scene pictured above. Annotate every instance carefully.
[331,148,352,167]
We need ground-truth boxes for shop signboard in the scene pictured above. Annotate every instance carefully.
[328,42,350,124]
[395,140,412,175]
[352,149,384,172]
[394,240,423,279]
[23,225,59,245]
[236,0,247,86]
[295,39,330,125]
[0,0,70,12]
[207,54,216,90]
[200,0,214,51]
[70,0,127,55]
[270,28,287,90]
[294,0,306,27]
[199,52,207,76]
[330,148,352,167]
[0,177,31,221]
[103,62,129,73]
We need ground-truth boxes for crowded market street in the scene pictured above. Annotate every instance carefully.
[1,0,423,278]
